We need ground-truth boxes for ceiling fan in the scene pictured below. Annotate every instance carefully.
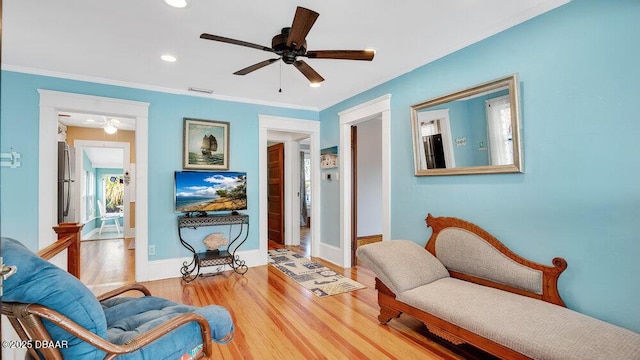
[200,6,375,85]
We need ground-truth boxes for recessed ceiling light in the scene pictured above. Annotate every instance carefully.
[309,82,322,88]
[85,119,95,123]
[163,0,189,8]
[161,54,177,62]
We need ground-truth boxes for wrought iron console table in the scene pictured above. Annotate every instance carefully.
[178,212,249,282]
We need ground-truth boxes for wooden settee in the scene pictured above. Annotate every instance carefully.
[356,214,640,360]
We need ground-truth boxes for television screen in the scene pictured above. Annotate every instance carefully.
[175,171,247,213]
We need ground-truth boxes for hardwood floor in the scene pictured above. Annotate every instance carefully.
[141,252,490,359]
[82,232,493,359]
[80,238,135,294]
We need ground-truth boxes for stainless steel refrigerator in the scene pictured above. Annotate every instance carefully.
[58,141,76,224]
[423,134,446,169]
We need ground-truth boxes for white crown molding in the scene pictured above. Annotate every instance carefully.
[3,64,320,112]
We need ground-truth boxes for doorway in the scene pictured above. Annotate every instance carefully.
[266,138,313,257]
[61,121,135,291]
[299,142,312,256]
[339,95,391,268]
[38,90,150,282]
[350,118,384,265]
[259,115,320,262]
[78,146,126,241]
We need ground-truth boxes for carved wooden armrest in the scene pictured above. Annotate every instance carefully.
[96,283,152,301]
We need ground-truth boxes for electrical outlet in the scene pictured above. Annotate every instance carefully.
[148,245,156,256]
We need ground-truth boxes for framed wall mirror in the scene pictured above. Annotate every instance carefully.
[410,74,522,176]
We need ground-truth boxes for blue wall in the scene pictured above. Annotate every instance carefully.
[0,72,317,260]
[320,0,640,332]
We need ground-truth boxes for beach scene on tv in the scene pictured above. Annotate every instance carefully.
[175,171,247,212]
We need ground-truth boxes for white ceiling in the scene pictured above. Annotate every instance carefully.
[3,0,569,110]
[84,147,124,169]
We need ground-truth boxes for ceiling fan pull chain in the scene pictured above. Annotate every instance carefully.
[279,61,283,93]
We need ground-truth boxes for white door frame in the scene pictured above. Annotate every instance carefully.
[339,94,391,267]
[259,115,320,262]
[74,140,132,238]
[38,90,150,281]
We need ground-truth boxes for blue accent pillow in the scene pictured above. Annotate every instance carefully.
[1,237,108,358]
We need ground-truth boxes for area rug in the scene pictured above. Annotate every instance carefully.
[268,248,366,298]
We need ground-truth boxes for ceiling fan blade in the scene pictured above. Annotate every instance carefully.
[286,7,319,49]
[305,50,375,61]
[233,58,280,75]
[200,33,274,53]
[293,60,324,84]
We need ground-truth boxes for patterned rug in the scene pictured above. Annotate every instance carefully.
[268,248,366,298]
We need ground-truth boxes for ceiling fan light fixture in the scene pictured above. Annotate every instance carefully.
[104,125,117,135]
[309,82,322,88]
[163,0,189,9]
[161,54,177,62]
[104,119,118,134]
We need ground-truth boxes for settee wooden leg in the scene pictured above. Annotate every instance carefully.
[378,308,401,324]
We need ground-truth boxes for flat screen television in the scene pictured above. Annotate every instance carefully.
[174,171,247,213]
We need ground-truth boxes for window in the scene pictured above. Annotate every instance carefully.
[82,171,95,222]
[103,174,124,213]
[420,120,440,137]
[485,95,513,165]
[304,157,311,205]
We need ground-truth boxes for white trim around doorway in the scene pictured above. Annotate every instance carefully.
[258,115,321,264]
[38,90,150,281]
[338,94,391,268]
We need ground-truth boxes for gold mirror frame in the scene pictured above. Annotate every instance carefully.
[410,74,522,176]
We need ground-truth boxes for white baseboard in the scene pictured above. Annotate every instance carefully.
[143,247,344,282]
[318,243,344,267]
[144,248,265,282]
[82,227,99,239]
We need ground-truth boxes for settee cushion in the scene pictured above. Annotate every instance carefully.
[1,237,108,359]
[399,277,640,360]
[356,240,449,294]
[101,296,234,359]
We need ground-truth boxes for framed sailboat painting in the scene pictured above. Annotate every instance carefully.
[183,118,230,170]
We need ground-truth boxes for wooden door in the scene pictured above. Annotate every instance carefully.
[268,143,285,244]
[351,125,358,266]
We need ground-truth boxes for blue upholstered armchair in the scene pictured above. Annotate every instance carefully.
[1,237,234,359]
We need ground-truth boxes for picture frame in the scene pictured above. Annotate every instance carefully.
[183,118,230,170]
[320,146,338,169]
